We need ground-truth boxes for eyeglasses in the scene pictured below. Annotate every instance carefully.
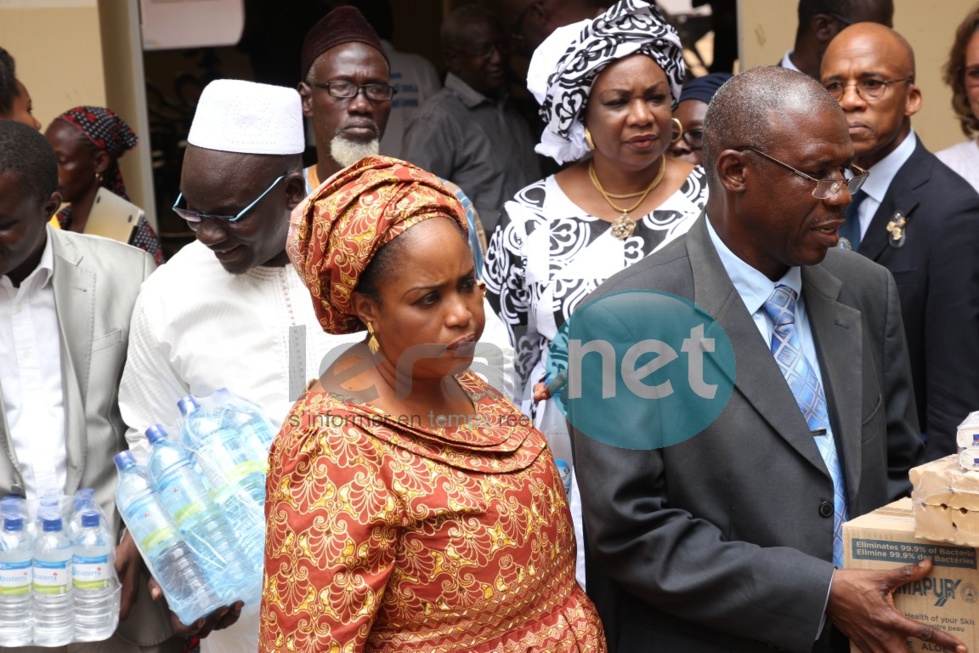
[173,173,288,228]
[311,81,397,102]
[678,128,704,150]
[962,65,979,88]
[823,77,913,102]
[825,12,853,26]
[736,146,869,199]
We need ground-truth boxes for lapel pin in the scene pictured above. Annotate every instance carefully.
[886,211,907,248]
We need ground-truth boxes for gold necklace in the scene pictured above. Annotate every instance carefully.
[589,157,666,240]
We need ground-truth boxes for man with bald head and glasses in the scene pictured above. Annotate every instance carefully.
[571,64,960,653]
[821,22,979,461]
[118,79,364,653]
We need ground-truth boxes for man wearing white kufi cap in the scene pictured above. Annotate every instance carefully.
[117,79,361,653]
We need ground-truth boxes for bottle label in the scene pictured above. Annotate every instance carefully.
[73,553,111,589]
[157,481,207,528]
[34,558,70,594]
[125,495,178,554]
[0,559,32,595]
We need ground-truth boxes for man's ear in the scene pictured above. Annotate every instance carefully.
[905,82,923,118]
[716,150,748,194]
[298,81,314,118]
[444,50,462,76]
[283,171,307,211]
[43,190,62,218]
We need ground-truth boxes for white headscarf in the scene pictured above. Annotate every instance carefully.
[528,0,686,164]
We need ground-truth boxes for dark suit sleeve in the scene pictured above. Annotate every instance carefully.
[570,302,835,653]
[880,266,925,497]
[920,193,979,459]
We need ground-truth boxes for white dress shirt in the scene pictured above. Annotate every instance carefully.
[852,130,917,239]
[0,233,66,499]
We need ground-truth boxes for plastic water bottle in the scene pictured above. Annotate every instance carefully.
[177,396,266,573]
[214,388,276,449]
[72,510,119,642]
[114,451,223,626]
[538,399,574,496]
[146,424,256,603]
[33,516,73,646]
[0,514,33,646]
[69,488,96,540]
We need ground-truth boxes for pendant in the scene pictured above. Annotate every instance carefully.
[610,212,636,240]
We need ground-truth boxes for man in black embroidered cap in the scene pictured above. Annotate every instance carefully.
[297,5,392,193]
[821,22,979,460]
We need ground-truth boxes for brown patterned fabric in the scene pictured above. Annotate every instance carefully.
[259,371,607,652]
[287,155,469,335]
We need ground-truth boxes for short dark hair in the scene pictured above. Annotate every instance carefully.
[795,0,893,39]
[944,6,979,138]
[702,66,840,187]
[441,5,502,52]
[0,47,17,117]
[0,119,58,205]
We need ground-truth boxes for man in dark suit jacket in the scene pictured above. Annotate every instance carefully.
[821,23,979,460]
[0,122,178,651]
[571,66,961,652]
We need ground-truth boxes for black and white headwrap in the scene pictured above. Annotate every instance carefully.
[528,0,685,164]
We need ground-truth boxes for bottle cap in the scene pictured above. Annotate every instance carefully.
[3,516,23,532]
[80,510,100,528]
[114,450,136,470]
[42,517,63,532]
[177,395,201,416]
[146,424,169,444]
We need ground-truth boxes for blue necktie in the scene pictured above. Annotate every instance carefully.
[764,285,849,567]
[839,190,867,250]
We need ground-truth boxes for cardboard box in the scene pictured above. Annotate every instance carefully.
[844,498,979,651]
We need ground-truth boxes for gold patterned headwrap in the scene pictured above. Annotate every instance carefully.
[288,156,470,335]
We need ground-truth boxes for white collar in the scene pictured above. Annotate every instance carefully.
[860,130,917,204]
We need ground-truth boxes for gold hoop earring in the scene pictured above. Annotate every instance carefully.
[584,127,595,151]
[366,322,380,354]
[671,117,684,144]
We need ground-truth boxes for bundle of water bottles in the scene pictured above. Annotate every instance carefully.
[114,388,275,626]
[0,491,121,647]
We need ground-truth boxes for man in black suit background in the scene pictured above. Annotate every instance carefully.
[571,65,960,652]
[821,23,979,460]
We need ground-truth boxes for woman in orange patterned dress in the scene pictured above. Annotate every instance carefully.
[259,156,606,653]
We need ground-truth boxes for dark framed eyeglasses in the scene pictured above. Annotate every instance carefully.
[736,146,869,200]
[823,77,913,102]
[173,173,288,228]
[311,81,397,102]
[679,128,704,150]
[825,12,853,27]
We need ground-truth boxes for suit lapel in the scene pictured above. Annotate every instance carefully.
[51,230,91,495]
[858,142,925,261]
[686,219,828,475]
[801,264,864,502]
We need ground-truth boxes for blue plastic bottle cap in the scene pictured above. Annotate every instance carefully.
[146,424,168,444]
[42,517,63,532]
[114,450,136,468]
[80,511,100,528]
[3,516,23,532]
[177,395,201,416]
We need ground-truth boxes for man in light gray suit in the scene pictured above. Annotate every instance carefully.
[572,67,964,652]
[0,121,177,652]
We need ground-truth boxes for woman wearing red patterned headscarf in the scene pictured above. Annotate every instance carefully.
[259,155,606,653]
[44,106,165,264]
